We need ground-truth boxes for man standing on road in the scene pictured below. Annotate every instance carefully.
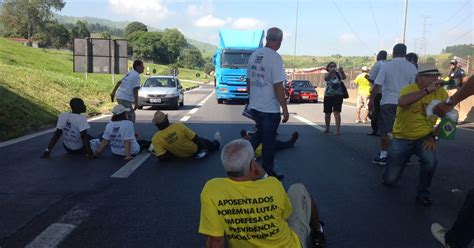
[246,27,288,180]
[354,66,371,123]
[448,59,466,88]
[367,50,387,136]
[110,59,144,123]
[382,63,448,206]
[40,98,95,159]
[199,139,325,248]
[371,44,417,165]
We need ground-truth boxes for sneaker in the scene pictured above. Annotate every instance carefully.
[311,229,326,248]
[214,131,222,144]
[148,143,154,153]
[372,157,387,165]
[290,131,299,146]
[367,131,378,136]
[416,196,433,206]
[431,223,448,247]
[356,120,362,123]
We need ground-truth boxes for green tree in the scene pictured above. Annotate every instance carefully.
[35,21,70,49]
[70,20,90,43]
[0,0,65,42]
[132,32,165,63]
[204,61,215,75]
[179,48,205,69]
[124,21,147,39]
[100,31,111,39]
[162,28,186,63]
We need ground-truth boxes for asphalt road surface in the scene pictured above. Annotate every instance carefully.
[1,84,473,248]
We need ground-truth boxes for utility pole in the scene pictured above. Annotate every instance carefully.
[293,0,299,80]
[402,0,409,44]
[420,16,431,57]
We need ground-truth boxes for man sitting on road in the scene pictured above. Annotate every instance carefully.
[150,110,221,161]
[199,139,325,248]
[40,98,95,159]
[382,63,448,206]
[240,128,299,159]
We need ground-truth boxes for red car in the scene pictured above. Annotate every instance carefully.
[285,80,318,103]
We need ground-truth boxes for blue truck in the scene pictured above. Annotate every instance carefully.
[213,29,265,103]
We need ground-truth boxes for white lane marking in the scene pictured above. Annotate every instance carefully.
[110,153,151,178]
[0,114,112,148]
[180,115,191,122]
[25,223,76,248]
[180,90,215,123]
[293,115,325,132]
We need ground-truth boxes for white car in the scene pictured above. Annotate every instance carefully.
[138,76,184,110]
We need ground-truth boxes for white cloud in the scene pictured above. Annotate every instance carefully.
[231,18,265,30]
[186,1,213,16]
[108,0,171,21]
[195,15,227,28]
[339,33,356,43]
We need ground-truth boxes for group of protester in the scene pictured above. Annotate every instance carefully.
[38,27,472,247]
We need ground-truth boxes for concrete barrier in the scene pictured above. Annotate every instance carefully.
[316,87,474,123]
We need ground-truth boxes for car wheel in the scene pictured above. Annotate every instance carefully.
[138,105,143,110]
[180,96,184,107]
[217,99,223,104]
[173,98,179,110]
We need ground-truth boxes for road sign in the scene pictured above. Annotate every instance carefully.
[73,38,128,74]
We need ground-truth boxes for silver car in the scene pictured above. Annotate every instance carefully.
[137,76,184,110]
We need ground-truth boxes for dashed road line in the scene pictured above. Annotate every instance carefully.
[180,90,215,122]
[110,153,151,178]
[180,115,191,122]
[293,115,325,132]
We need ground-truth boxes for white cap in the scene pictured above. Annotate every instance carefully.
[112,104,130,115]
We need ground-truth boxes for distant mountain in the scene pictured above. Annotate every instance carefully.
[54,14,217,57]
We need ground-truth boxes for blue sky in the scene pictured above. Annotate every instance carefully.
[58,0,473,56]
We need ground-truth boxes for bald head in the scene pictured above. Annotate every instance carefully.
[265,27,283,51]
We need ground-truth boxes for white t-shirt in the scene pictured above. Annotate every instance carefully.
[368,60,385,82]
[56,112,90,150]
[102,120,140,156]
[374,57,417,105]
[247,47,286,113]
[117,70,141,102]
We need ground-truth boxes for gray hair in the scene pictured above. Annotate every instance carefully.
[221,139,254,177]
[266,27,283,42]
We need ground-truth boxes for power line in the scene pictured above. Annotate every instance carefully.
[434,0,472,25]
[368,0,382,41]
[451,30,473,43]
[331,0,374,54]
[445,12,473,33]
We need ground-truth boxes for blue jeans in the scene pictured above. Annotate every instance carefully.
[250,109,281,173]
[382,136,437,198]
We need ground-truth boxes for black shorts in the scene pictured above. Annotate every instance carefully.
[323,95,343,113]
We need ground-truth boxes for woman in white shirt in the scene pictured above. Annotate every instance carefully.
[95,105,150,160]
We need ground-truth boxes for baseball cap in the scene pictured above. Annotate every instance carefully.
[152,111,168,124]
[112,104,130,115]
[361,66,368,71]
[450,59,457,65]
[417,63,441,76]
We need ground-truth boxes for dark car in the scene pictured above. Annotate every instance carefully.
[285,80,318,103]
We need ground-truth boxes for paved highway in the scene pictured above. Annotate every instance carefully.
[1,84,473,247]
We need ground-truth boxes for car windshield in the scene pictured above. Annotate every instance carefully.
[221,51,252,68]
[293,81,312,88]
[143,78,176,88]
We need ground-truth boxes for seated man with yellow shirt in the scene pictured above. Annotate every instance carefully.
[199,139,325,248]
[354,66,371,123]
[382,63,448,206]
[150,111,221,161]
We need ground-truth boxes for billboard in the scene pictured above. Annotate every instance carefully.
[73,38,128,74]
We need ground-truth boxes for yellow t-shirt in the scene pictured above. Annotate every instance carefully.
[199,177,301,248]
[354,73,371,96]
[151,123,198,158]
[392,83,448,140]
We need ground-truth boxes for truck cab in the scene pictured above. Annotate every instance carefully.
[214,29,264,104]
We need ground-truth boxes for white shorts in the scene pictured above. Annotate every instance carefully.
[287,183,312,248]
[357,94,369,109]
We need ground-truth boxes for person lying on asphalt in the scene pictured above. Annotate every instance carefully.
[150,110,221,161]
